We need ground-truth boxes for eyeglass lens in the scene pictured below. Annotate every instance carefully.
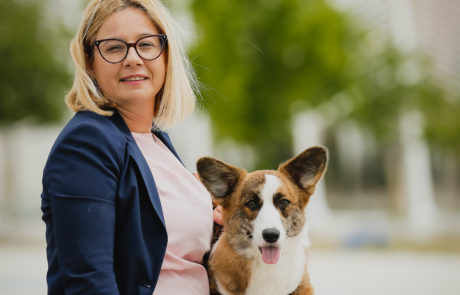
[98,35,165,63]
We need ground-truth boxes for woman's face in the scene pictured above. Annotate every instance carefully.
[90,7,166,112]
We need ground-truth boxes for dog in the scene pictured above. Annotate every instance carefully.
[197,146,327,295]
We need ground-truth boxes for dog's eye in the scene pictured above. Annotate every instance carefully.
[279,199,291,210]
[245,200,258,210]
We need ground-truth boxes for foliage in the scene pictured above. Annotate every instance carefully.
[0,0,70,124]
[420,90,460,154]
[190,0,355,168]
[190,0,459,169]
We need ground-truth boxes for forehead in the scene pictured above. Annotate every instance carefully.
[241,171,282,194]
[97,7,158,40]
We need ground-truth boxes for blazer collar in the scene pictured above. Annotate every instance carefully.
[151,130,183,166]
[111,110,180,158]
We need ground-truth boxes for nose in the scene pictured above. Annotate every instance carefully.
[124,47,142,65]
[262,228,280,243]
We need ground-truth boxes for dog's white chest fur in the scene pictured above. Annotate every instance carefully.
[214,227,310,295]
[245,228,309,295]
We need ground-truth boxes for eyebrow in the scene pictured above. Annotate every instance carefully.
[99,33,159,41]
[138,32,158,38]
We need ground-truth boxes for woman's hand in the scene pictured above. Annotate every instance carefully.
[213,205,223,225]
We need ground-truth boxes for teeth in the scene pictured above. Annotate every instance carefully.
[123,77,146,81]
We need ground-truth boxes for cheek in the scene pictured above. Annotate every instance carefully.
[285,207,306,237]
[243,207,259,220]
[150,56,166,80]
[226,209,254,252]
[93,60,118,90]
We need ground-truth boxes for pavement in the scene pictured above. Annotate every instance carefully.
[1,242,459,295]
[308,248,460,295]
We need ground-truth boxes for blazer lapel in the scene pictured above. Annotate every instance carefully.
[110,110,166,228]
[127,141,166,227]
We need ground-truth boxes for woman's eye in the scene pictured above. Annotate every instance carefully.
[139,42,154,48]
[279,199,291,210]
[106,45,124,52]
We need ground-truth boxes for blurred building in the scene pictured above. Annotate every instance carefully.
[331,0,460,204]
[334,0,460,91]
[314,0,460,245]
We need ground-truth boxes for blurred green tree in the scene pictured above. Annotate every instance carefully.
[191,0,354,169]
[0,0,70,220]
[190,0,459,169]
[0,0,69,124]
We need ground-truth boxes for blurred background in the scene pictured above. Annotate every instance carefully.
[0,0,459,294]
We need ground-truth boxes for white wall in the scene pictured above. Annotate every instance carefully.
[0,124,62,239]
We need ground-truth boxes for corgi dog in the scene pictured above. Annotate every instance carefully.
[197,146,327,295]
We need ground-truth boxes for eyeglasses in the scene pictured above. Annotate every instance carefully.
[94,34,167,64]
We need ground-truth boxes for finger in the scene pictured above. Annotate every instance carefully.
[213,208,223,225]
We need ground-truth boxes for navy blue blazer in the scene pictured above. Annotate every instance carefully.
[41,110,182,295]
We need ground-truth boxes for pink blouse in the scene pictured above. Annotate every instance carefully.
[132,132,213,295]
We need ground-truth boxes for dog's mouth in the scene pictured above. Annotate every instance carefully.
[259,246,281,264]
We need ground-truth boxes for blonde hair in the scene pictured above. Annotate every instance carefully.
[65,0,197,129]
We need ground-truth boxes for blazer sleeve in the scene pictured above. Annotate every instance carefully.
[43,121,123,295]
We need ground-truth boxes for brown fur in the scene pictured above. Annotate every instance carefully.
[289,272,314,295]
[209,235,252,294]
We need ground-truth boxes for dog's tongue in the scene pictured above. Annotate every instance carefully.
[261,246,280,264]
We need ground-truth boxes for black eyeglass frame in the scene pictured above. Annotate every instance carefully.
[93,34,167,64]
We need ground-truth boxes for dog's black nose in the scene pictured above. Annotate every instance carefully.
[262,228,280,243]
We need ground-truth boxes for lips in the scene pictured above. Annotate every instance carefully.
[120,75,148,82]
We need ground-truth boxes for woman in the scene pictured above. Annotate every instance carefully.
[41,0,218,294]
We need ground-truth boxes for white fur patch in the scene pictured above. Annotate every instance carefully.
[247,174,309,294]
[253,174,285,248]
[245,226,309,294]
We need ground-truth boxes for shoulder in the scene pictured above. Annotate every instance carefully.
[43,111,127,195]
[65,110,126,141]
[46,111,128,171]
[54,111,126,152]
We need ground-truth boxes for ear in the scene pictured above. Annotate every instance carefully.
[85,51,95,76]
[279,146,328,194]
[196,157,245,206]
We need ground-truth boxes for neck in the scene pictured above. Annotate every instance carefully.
[117,105,154,133]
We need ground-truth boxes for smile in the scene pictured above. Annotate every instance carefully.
[120,76,148,82]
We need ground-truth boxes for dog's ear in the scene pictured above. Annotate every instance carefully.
[279,146,327,195]
[196,157,245,206]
